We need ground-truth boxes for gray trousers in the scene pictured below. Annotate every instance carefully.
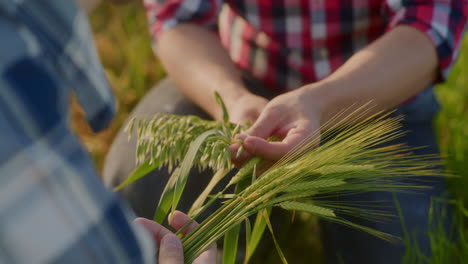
[102,76,277,219]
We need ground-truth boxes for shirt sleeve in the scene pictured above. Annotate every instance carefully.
[143,0,222,41]
[384,0,468,80]
[0,7,155,263]
[0,69,156,264]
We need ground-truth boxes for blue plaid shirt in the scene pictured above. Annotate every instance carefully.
[0,1,154,263]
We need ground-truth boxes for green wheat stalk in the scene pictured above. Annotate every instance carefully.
[178,109,442,263]
[120,97,443,263]
[127,113,241,172]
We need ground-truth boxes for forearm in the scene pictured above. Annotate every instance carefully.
[308,26,438,124]
[156,24,250,121]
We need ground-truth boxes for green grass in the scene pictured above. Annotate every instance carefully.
[401,198,468,264]
[436,35,468,204]
[401,33,468,264]
[78,2,468,263]
[72,2,162,172]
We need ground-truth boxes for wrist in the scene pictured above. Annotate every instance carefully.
[303,79,379,129]
[225,89,251,106]
[301,81,335,126]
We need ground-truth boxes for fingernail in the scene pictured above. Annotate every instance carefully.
[161,234,182,249]
[235,134,248,140]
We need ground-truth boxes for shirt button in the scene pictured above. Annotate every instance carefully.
[290,51,302,65]
[319,48,328,58]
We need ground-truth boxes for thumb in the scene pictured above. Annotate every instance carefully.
[232,109,278,166]
[159,234,184,264]
[245,107,278,139]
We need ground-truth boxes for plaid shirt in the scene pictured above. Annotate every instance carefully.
[144,0,468,92]
[0,1,154,263]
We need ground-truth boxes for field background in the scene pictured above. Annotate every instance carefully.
[72,2,468,263]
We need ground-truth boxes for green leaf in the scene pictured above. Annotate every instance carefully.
[153,130,218,223]
[223,224,241,264]
[264,210,288,264]
[214,91,229,123]
[113,160,159,191]
[245,207,271,263]
[189,168,229,216]
[153,168,180,223]
[223,172,255,264]
[244,218,252,264]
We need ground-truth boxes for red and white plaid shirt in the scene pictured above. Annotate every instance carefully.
[144,0,467,92]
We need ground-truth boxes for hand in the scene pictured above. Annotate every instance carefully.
[230,86,322,166]
[134,211,217,264]
[226,93,269,126]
